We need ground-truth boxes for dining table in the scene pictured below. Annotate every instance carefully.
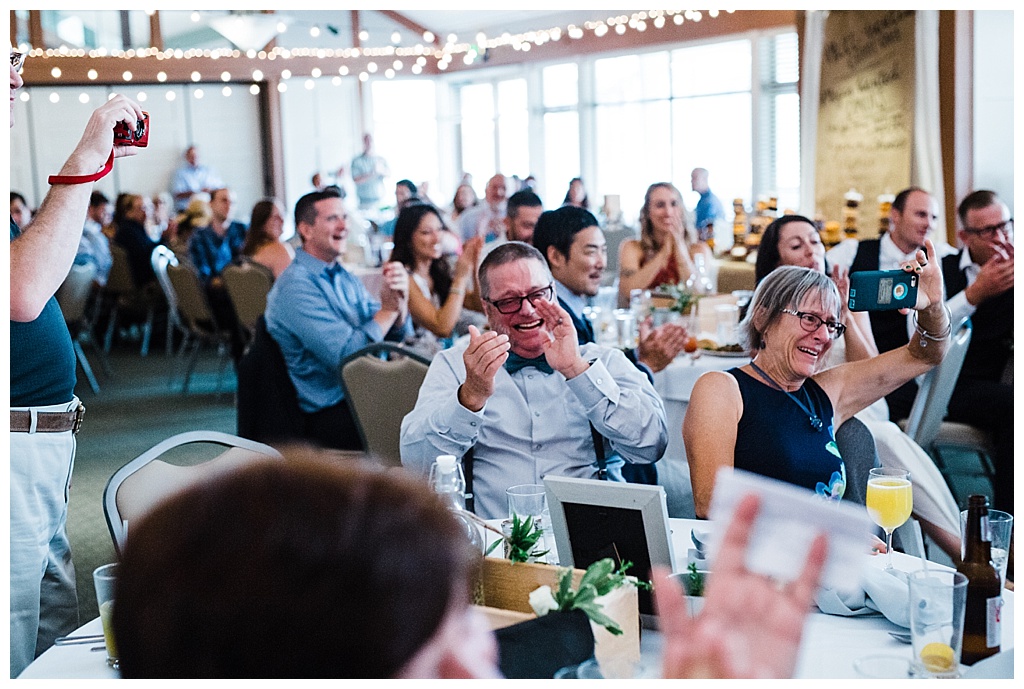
[652,350,750,518]
[24,518,1013,679]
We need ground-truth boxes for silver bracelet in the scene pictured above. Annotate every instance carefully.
[912,306,952,347]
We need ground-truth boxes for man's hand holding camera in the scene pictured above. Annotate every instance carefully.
[56,95,146,181]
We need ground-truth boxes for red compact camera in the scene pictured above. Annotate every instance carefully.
[113,111,150,147]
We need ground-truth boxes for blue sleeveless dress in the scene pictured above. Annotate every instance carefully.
[728,367,846,500]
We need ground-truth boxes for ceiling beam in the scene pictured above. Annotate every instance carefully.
[376,10,442,47]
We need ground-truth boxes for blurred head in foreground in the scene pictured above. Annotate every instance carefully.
[113,451,498,678]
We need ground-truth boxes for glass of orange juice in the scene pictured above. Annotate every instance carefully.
[865,467,913,570]
[93,563,119,669]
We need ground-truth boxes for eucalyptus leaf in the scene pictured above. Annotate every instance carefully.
[575,602,623,636]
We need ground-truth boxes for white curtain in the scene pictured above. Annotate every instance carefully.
[799,10,826,217]
[913,10,948,247]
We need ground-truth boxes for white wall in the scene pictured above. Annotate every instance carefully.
[973,10,1014,214]
[10,83,263,227]
[279,77,362,235]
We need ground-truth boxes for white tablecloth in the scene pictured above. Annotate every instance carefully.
[27,519,1011,679]
[652,353,749,518]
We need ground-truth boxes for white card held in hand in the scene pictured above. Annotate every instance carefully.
[706,468,876,595]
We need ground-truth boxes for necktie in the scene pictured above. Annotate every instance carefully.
[504,351,554,375]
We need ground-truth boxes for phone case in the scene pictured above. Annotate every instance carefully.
[848,270,918,311]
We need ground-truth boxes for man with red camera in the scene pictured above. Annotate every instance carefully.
[9,47,146,677]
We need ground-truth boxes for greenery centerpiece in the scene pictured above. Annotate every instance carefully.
[656,282,701,315]
[529,558,651,635]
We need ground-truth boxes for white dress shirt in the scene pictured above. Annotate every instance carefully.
[400,340,667,519]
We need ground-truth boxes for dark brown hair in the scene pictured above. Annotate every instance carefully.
[113,451,474,678]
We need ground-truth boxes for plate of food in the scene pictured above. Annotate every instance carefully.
[697,340,748,357]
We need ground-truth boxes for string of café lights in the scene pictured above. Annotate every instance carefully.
[17,9,733,106]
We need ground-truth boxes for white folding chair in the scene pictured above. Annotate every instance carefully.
[900,318,995,488]
[102,430,283,556]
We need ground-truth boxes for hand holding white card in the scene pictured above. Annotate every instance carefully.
[706,468,875,595]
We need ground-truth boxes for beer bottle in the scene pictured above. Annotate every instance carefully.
[958,494,1001,665]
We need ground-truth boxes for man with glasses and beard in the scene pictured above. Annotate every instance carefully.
[400,242,666,519]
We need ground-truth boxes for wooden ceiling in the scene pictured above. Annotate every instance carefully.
[15,10,798,86]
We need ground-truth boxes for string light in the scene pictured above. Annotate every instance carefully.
[19,10,736,84]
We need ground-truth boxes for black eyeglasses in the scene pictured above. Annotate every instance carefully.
[11,50,26,73]
[963,218,1013,239]
[486,284,554,314]
[781,309,846,339]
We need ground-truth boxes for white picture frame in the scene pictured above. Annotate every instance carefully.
[543,476,675,618]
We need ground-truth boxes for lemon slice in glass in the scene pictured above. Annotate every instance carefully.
[920,642,955,673]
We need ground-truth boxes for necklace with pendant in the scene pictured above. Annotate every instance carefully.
[749,360,824,432]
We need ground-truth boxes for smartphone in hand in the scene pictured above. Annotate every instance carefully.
[848,270,918,311]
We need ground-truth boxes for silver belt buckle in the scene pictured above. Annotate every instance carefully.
[72,402,86,434]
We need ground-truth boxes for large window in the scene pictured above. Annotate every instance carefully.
[371,79,440,207]
[453,30,800,227]
[456,76,528,199]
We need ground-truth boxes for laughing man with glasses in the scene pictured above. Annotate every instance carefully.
[401,241,667,519]
[939,189,1015,514]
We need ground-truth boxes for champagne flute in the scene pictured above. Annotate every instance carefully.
[865,467,913,570]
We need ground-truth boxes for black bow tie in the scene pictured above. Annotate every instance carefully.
[504,352,554,375]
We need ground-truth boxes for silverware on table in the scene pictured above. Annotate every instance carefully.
[54,634,106,646]
[888,631,912,644]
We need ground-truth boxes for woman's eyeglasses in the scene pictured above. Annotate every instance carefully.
[781,309,846,339]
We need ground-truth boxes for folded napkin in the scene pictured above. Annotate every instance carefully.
[815,566,910,628]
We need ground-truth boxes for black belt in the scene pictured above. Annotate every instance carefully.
[10,403,85,434]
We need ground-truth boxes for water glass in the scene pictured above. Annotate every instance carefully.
[93,563,120,669]
[714,304,740,344]
[960,508,1013,590]
[507,484,546,521]
[908,569,968,678]
[613,309,637,349]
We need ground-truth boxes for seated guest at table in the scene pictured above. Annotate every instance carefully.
[534,205,689,375]
[618,182,706,308]
[401,242,667,519]
[75,191,113,287]
[389,203,485,357]
[942,189,1014,514]
[10,191,33,228]
[112,192,159,287]
[188,187,247,286]
[113,451,827,679]
[266,189,412,450]
[755,215,961,558]
[168,196,211,258]
[187,187,249,362]
[561,177,590,210]
[377,179,419,237]
[459,173,507,243]
[481,189,544,260]
[241,198,294,279]
[684,246,949,519]
[445,182,478,230]
[113,453,500,678]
